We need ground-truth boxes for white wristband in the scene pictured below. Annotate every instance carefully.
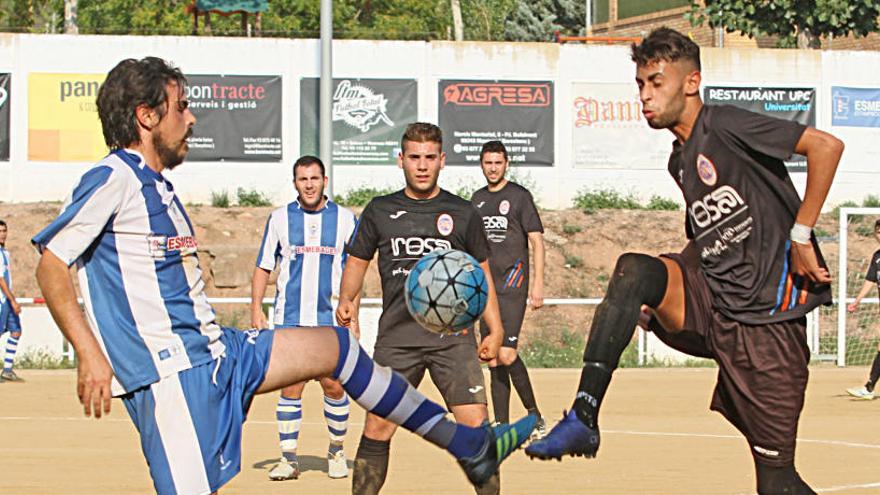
[790,223,812,244]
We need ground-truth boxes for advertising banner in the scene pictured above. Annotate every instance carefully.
[0,74,9,161]
[832,86,880,128]
[186,74,282,161]
[28,73,107,162]
[300,78,417,165]
[438,80,554,166]
[571,82,670,170]
[704,86,816,171]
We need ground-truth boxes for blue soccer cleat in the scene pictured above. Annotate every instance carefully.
[525,410,600,461]
[458,414,538,486]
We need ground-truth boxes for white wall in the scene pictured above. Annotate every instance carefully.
[1,34,878,209]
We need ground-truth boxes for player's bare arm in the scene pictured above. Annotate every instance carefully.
[790,127,844,283]
[848,280,875,313]
[250,267,271,329]
[337,255,370,328]
[36,250,113,419]
[0,276,20,314]
[528,231,545,309]
[478,259,503,362]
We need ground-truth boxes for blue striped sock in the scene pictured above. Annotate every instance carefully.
[331,327,485,459]
[277,396,302,462]
[324,393,349,453]
[4,335,18,372]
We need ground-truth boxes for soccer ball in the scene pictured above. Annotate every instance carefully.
[404,249,489,335]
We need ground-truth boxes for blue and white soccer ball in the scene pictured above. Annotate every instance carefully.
[404,249,489,335]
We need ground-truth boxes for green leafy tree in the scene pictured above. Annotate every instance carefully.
[689,0,880,48]
[503,0,586,41]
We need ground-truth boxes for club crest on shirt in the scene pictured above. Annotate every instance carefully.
[499,200,510,215]
[696,154,717,186]
[436,213,454,236]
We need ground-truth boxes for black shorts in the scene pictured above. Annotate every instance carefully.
[372,341,487,407]
[648,247,810,467]
[479,291,528,349]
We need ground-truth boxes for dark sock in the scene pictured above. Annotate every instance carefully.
[755,462,815,495]
[507,356,539,417]
[867,351,880,392]
[572,253,667,427]
[353,436,390,495]
[489,365,511,423]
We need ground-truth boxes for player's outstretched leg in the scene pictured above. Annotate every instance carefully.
[527,253,668,460]
[327,327,536,486]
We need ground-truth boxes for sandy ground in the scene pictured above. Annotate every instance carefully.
[1,366,879,494]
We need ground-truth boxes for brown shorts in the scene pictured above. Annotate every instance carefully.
[479,291,528,349]
[372,341,487,407]
[648,247,810,467]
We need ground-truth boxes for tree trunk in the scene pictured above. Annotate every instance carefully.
[205,11,212,35]
[255,12,261,37]
[192,10,199,35]
[797,27,821,49]
[63,0,78,34]
[450,0,463,41]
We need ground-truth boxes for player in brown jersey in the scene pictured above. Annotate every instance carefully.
[527,27,844,495]
[846,220,880,400]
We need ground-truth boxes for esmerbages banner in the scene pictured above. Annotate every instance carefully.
[186,74,282,161]
[300,78,418,165]
[439,80,554,166]
[0,74,9,161]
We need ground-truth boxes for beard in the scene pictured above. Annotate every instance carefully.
[154,128,191,170]
[298,185,326,210]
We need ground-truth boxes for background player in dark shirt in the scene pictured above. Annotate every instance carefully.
[846,219,880,400]
[527,27,844,495]
[337,123,521,494]
[472,140,546,435]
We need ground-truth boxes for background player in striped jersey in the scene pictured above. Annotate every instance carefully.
[251,155,357,480]
[32,57,534,495]
[0,220,23,382]
[845,219,880,400]
[472,141,545,435]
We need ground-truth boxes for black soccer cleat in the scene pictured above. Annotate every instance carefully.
[525,409,600,461]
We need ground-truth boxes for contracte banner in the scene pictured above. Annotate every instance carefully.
[832,86,880,128]
[0,74,9,161]
[439,80,554,166]
[185,74,282,161]
[571,82,670,170]
[28,73,107,162]
[704,86,815,171]
[300,78,417,165]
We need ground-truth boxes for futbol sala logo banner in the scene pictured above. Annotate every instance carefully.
[300,78,418,166]
[185,75,282,161]
[439,80,554,167]
[0,74,9,161]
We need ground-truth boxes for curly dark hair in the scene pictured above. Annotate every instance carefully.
[630,27,701,71]
[479,140,508,162]
[400,122,442,152]
[96,57,187,150]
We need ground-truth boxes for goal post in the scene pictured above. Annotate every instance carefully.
[837,207,880,367]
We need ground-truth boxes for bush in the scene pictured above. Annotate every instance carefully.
[335,186,396,207]
[211,190,230,208]
[831,200,859,219]
[562,224,582,235]
[564,254,583,268]
[864,195,880,208]
[15,348,75,369]
[573,188,641,213]
[236,188,272,207]
[520,329,584,368]
[646,195,680,211]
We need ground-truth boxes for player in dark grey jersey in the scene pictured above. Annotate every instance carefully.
[472,141,546,436]
[528,27,844,495]
[337,123,532,494]
[846,220,880,400]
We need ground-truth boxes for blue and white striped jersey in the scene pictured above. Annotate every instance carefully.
[256,199,356,327]
[0,247,11,304]
[32,149,224,396]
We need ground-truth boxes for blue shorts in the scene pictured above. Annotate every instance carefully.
[0,301,21,334]
[122,327,275,495]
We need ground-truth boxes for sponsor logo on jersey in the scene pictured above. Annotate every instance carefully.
[499,200,510,215]
[696,154,717,186]
[294,245,340,255]
[391,237,452,257]
[688,185,745,229]
[437,213,454,236]
[332,80,394,132]
[443,82,551,107]
[392,267,411,277]
[389,210,407,219]
[475,201,486,208]
[482,215,508,231]
[148,235,198,258]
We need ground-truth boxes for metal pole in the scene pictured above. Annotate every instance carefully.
[585,0,592,37]
[320,0,334,197]
[838,208,849,366]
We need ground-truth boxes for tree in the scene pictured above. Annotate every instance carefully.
[689,0,880,49]
[504,0,586,41]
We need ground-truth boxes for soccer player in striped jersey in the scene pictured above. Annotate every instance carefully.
[0,220,23,382]
[251,155,358,480]
[33,57,534,495]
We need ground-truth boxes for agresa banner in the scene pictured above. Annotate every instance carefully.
[300,78,417,165]
[185,74,282,161]
[438,80,554,166]
[571,82,670,170]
